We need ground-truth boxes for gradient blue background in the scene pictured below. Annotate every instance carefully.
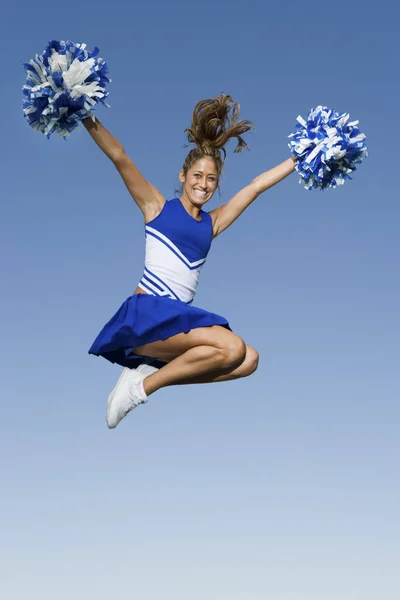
[1,0,399,598]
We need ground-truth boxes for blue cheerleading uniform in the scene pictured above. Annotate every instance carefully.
[89,198,230,368]
[139,196,212,304]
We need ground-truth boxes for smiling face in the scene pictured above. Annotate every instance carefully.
[179,157,219,208]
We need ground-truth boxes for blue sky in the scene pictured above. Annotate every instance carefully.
[1,0,399,598]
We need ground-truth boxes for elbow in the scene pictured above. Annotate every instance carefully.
[110,147,127,165]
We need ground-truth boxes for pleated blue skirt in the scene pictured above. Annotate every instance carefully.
[89,293,230,369]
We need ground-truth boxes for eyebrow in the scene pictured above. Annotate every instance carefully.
[193,170,217,176]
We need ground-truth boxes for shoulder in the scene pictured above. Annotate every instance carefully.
[144,198,176,225]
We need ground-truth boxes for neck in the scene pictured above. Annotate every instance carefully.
[179,194,202,219]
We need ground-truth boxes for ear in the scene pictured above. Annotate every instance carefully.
[178,170,185,184]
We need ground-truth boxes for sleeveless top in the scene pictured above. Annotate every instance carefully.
[138,198,213,304]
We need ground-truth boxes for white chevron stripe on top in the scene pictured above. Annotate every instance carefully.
[145,226,206,268]
[139,277,171,298]
[144,235,201,303]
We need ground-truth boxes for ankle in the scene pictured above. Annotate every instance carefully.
[143,373,157,396]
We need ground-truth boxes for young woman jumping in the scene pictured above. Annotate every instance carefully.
[86,94,296,428]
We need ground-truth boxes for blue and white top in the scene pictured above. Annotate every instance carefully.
[138,198,213,304]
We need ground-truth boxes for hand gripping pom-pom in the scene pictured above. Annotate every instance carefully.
[22,40,111,138]
[288,106,367,190]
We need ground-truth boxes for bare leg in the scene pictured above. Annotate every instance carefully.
[133,326,250,396]
[106,327,258,429]
[173,344,259,384]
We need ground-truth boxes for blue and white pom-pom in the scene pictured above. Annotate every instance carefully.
[288,106,367,190]
[23,40,110,138]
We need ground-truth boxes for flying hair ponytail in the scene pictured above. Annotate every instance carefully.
[181,94,254,180]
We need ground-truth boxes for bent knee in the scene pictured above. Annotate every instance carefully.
[243,346,259,376]
[222,335,247,369]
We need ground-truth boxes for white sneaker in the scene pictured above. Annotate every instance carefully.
[107,368,147,429]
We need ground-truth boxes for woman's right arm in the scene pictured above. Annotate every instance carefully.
[83,118,165,220]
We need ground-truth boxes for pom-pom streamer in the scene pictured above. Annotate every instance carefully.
[288,106,367,190]
[23,40,111,138]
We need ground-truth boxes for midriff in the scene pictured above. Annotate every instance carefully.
[134,286,148,295]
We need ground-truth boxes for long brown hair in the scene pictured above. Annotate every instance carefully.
[181,94,254,181]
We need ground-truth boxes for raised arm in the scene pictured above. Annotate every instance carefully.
[83,118,165,221]
[209,157,296,237]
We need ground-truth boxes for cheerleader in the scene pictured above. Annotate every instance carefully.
[23,42,367,429]
[85,94,297,428]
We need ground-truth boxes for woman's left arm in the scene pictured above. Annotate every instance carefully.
[210,157,296,237]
